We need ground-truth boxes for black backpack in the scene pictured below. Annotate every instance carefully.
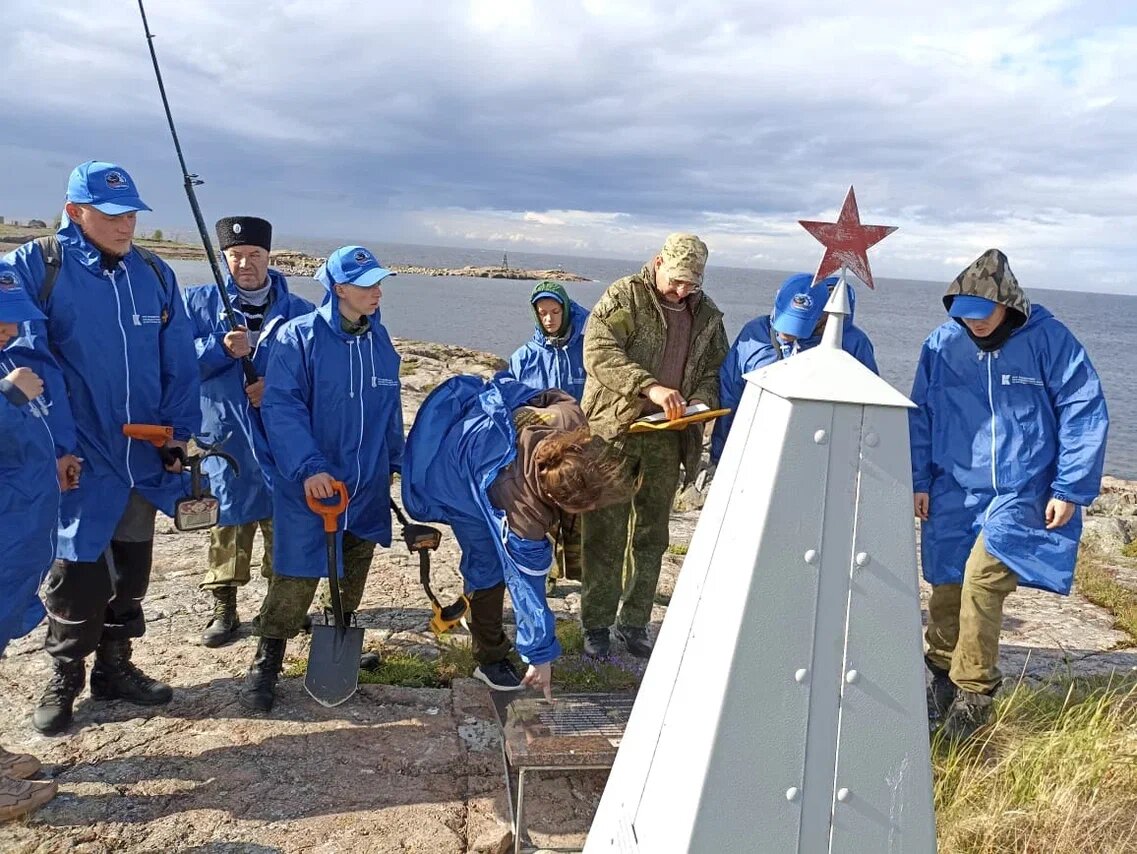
[33,235,173,326]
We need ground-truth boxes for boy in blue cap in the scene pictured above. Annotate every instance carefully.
[711,272,877,463]
[183,215,314,648]
[911,249,1108,740]
[4,161,201,735]
[239,246,403,712]
[0,262,60,819]
[506,281,590,592]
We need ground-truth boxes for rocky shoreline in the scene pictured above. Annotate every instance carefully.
[0,336,1133,853]
[268,250,589,282]
[0,225,591,283]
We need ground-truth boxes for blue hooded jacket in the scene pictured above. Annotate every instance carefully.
[402,375,561,665]
[910,287,1108,595]
[184,269,314,526]
[0,305,60,650]
[260,287,404,578]
[507,299,589,402]
[711,280,878,462]
[4,219,201,561]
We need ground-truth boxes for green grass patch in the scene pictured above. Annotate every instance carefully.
[1123,540,1137,559]
[665,543,689,556]
[279,621,641,692]
[1075,556,1137,643]
[935,676,1137,853]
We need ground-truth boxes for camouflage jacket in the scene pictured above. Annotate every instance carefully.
[582,263,729,484]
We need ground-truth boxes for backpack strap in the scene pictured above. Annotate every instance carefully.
[31,238,174,328]
[31,235,62,310]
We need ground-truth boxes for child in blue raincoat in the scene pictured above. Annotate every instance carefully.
[711,273,878,463]
[238,246,403,713]
[911,249,1108,740]
[507,280,589,401]
[402,375,631,697]
[0,262,61,818]
[506,280,590,591]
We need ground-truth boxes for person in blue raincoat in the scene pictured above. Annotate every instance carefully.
[910,249,1108,740]
[711,272,878,463]
[402,375,631,697]
[0,263,61,820]
[506,280,590,591]
[4,161,201,736]
[238,246,404,712]
[183,216,314,648]
[507,280,589,401]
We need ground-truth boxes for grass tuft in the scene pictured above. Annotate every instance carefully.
[935,676,1137,853]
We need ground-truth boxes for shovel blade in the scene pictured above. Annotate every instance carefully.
[304,624,365,707]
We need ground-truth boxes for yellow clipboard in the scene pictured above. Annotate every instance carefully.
[628,407,732,433]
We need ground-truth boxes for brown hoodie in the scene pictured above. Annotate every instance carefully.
[487,389,587,540]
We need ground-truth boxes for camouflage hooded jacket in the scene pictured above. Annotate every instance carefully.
[941,247,1032,320]
[581,263,729,484]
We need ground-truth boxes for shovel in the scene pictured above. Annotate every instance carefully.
[304,481,365,707]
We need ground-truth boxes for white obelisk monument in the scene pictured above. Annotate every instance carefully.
[585,195,936,853]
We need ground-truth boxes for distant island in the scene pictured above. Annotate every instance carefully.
[0,222,590,283]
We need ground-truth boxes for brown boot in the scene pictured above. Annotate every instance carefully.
[0,747,41,781]
[0,776,57,822]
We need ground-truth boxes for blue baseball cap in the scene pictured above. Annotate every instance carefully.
[66,161,152,215]
[948,294,998,319]
[771,273,835,339]
[316,246,396,290]
[0,263,46,324]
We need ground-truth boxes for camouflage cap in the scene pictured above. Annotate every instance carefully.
[657,233,708,286]
[942,248,1031,320]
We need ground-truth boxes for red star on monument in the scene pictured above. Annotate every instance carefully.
[799,187,897,289]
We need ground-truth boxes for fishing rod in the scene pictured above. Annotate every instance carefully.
[137,0,257,386]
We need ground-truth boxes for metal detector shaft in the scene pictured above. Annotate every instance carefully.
[137,0,256,386]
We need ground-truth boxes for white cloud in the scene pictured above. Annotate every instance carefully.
[0,0,1135,291]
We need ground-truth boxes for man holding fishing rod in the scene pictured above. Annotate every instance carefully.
[184,216,313,648]
[4,161,201,735]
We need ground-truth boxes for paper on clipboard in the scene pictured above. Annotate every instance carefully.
[629,403,732,433]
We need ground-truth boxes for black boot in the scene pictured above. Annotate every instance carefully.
[201,586,240,648]
[583,627,611,658]
[925,657,956,728]
[614,624,654,659]
[32,658,86,735]
[239,637,287,712]
[90,638,173,706]
[940,689,996,742]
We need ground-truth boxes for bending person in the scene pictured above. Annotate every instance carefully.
[402,376,632,697]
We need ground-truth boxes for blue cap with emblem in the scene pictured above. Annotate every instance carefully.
[66,161,152,215]
[771,272,838,339]
[315,246,396,290]
[0,262,46,324]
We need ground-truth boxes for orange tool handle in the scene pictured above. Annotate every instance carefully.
[122,424,174,447]
[306,480,349,533]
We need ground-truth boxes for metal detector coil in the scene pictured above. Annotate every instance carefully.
[390,500,469,635]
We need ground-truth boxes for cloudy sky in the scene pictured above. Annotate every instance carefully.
[2,0,1135,292]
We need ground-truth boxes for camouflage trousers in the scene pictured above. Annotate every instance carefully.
[548,519,582,582]
[255,532,376,640]
[580,431,681,630]
[925,534,1019,694]
[200,519,273,590]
